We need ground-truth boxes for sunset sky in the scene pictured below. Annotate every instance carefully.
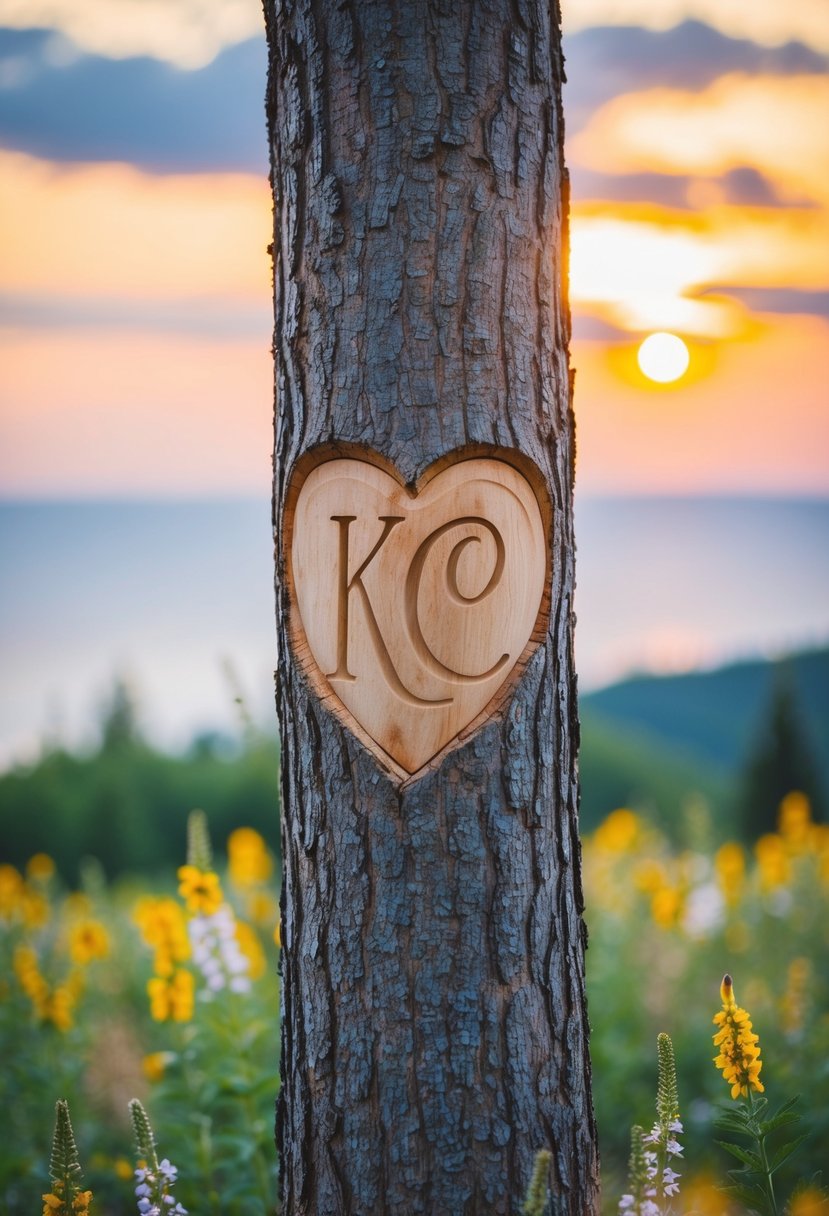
[0,0,827,497]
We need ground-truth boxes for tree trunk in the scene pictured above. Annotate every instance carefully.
[265,1,599,1213]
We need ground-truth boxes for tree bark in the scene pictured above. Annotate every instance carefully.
[265,1,599,1213]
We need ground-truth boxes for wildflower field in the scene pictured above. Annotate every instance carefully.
[2,793,827,1215]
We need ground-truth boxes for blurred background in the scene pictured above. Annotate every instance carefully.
[0,1,827,1210]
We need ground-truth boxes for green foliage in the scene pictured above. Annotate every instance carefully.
[1,823,280,1215]
[578,706,729,835]
[0,728,280,882]
[582,647,829,833]
[145,992,279,1214]
[715,1094,807,1216]
[585,799,829,1212]
[739,668,827,837]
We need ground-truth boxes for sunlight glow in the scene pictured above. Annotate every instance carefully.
[569,205,829,338]
[637,332,690,383]
[569,217,733,336]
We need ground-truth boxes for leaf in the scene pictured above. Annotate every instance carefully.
[720,1180,771,1215]
[715,1111,755,1136]
[768,1133,808,1175]
[716,1139,764,1171]
[760,1096,802,1137]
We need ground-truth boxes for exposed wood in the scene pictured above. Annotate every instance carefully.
[288,450,549,776]
[265,0,599,1212]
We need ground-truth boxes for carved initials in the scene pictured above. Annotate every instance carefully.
[327,514,451,707]
[289,455,548,775]
[405,516,509,685]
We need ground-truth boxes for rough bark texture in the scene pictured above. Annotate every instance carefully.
[265,1,599,1212]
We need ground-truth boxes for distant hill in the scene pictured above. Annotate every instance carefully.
[578,647,829,834]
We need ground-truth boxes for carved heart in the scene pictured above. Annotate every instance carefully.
[288,453,549,777]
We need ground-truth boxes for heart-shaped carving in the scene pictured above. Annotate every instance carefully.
[287,453,549,777]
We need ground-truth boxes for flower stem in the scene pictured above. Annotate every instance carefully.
[747,1088,778,1216]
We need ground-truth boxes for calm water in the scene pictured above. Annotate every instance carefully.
[1,496,827,765]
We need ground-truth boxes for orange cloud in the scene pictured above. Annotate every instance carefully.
[570,75,829,208]
[0,150,271,303]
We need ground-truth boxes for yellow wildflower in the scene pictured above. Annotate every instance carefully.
[755,833,790,891]
[14,945,51,1016]
[713,973,764,1099]
[778,791,812,851]
[22,886,50,928]
[47,983,77,1032]
[114,1158,134,1181]
[0,863,24,919]
[633,858,667,895]
[651,884,682,929]
[69,920,110,966]
[678,1174,728,1215]
[788,1188,829,1215]
[64,892,93,919]
[592,808,639,853]
[235,920,266,980]
[148,968,194,1022]
[714,841,745,908]
[42,1193,64,1212]
[142,1052,168,1083]
[27,853,56,882]
[177,865,223,916]
[228,827,273,887]
[72,1190,93,1213]
[134,897,190,975]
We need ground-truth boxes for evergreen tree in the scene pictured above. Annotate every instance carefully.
[738,665,825,837]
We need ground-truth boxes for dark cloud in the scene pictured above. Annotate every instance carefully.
[563,19,828,134]
[569,164,809,210]
[702,287,829,318]
[569,167,694,209]
[0,290,271,337]
[0,28,268,173]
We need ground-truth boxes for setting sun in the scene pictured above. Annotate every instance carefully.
[637,332,690,383]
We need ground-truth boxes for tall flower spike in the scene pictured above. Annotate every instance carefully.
[618,1125,650,1214]
[49,1100,82,1191]
[128,1100,187,1216]
[128,1099,159,1175]
[642,1032,683,1208]
[713,973,765,1099]
[186,809,212,871]
[656,1033,680,1139]
[45,1100,93,1216]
